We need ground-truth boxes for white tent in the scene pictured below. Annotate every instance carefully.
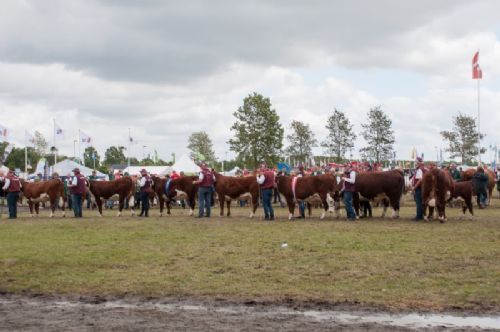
[172,154,200,174]
[51,159,106,177]
[123,165,172,176]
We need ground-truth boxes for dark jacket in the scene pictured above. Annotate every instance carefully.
[472,172,488,194]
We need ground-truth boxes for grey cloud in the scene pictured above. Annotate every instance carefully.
[0,0,477,83]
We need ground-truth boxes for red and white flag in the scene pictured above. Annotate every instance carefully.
[472,51,482,79]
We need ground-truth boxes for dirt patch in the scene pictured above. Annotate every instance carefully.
[0,295,498,331]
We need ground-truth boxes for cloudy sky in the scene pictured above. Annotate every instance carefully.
[1,0,500,164]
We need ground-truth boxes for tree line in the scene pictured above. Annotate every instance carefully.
[0,92,485,172]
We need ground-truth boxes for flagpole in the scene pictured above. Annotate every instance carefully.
[53,118,57,165]
[24,130,28,176]
[127,128,131,168]
[477,77,481,165]
[78,129,82,165]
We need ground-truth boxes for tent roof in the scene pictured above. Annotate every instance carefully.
[171,154,200,174]
[123,166,172,176]
[51,159,105,177]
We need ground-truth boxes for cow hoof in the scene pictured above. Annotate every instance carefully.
[320,212,326,220]
[49,213,54,218]
[30,214,34,218]
[116,212,122,217]
[159,213,163,217]
[62,213,66,218]
[249,213,254,218]
[98,214,103,217]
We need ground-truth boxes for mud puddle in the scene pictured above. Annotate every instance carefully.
[0,295,498,331]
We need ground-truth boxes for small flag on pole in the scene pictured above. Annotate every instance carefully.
[2,143,13,162]
[26,130,36,147]
[472,51,483,79]
[0,124,9,142]
[80,131,92,144]
[54,122,64,139]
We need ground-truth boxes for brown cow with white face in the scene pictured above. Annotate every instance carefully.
[164,176,198,216]
[214,173,260,218]
[422,168,454,222]
[333,169,406,219]
[276,173,337,220]
[20,179,67,217]
[89,177,134,217]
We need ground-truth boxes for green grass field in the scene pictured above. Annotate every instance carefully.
[1,200,499,312]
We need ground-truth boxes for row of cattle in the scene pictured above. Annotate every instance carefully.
[3,168,495,220]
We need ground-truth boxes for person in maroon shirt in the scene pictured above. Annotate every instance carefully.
[256,163,275,220]
[193,163,215,218]
[2,168,22,219]
[68,168,86,218]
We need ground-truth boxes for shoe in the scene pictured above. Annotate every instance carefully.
[411,217,423,221]
[270,215,275,220]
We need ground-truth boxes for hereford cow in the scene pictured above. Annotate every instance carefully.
[448,180,474,218]
[461,168,495,204]
[164,176,198,216]
[20,179,66,217]
[276,173,337,220]
[213,173,260,218]
[334,170,406,219]
[422,168,454,222]
[89,177,134,216]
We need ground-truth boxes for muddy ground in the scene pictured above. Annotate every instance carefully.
[0,295,498,331]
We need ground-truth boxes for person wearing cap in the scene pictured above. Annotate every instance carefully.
[472,166,489,209]
[411,159,425,221]
[256,162,275,220]
[1,168,22,219]
[193,163,215,218]
[138,169,152,217]
[68,167,86,218]
[341,163,357,221]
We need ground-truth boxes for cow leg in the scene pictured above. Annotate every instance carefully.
[287,199,295,220]
[319,193,328,220]
[218,195,225,217]
[381,200,388,218]
[116,196,124,217]
[250,194,258,218]
[465,196,474,218]
[188,195,195,216]
[35,203,40,216]
[353,193,360,219]
[307,203,312,217]
[95,197,103,217]
[227,200,232,217]
[60,194,66,217]
[158,196,164,217]
[49,196,56,218]
[28,201,34,217]
[390,198,400,219]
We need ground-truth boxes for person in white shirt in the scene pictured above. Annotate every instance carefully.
[412,160,425,221]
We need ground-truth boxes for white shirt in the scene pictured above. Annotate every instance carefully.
[344,171,356,184]
[415,168,423,180]
[139,177,148,187]
[256,174,265,184]
[68,176,79,187]
[1,177,22,191]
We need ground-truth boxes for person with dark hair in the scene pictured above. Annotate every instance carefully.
[138,169,152,217]
[256,163,275,221]
[194,163,215,218]
[472,166,489,208]
[1,168,22,219]
[68,168,86,218]
[342,163,357,221]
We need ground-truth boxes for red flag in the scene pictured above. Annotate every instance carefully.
[472,51,482,79]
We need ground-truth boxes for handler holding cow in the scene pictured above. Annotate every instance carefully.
[256,163,275,221]
[1,168,22,219]
[194,163,215,218]
[68,168,86,218]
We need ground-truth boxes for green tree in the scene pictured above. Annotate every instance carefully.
[187,131,216,163]
[103,146,126,166]
[322,109,356,162]
[440,113,485,164]
[285,120,317,163]
[140,158,155,166]
[83,146,101,169]
[228,92,284,168]
[33,131,48,156]
[359,106,395,162]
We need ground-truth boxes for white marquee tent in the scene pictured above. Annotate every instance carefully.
[51,159,106,177]
[123,166,172,176]
[171,154,200,174]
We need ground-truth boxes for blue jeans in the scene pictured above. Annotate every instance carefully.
[414,187,423,219]
[140,191,150,216]
[198,186,212,217]
[72,194,83,217]
[299,201,306,218]
[477,191,487,206]
[7,192,19,219]
[261,188,274,219]
[343,191,356,220]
